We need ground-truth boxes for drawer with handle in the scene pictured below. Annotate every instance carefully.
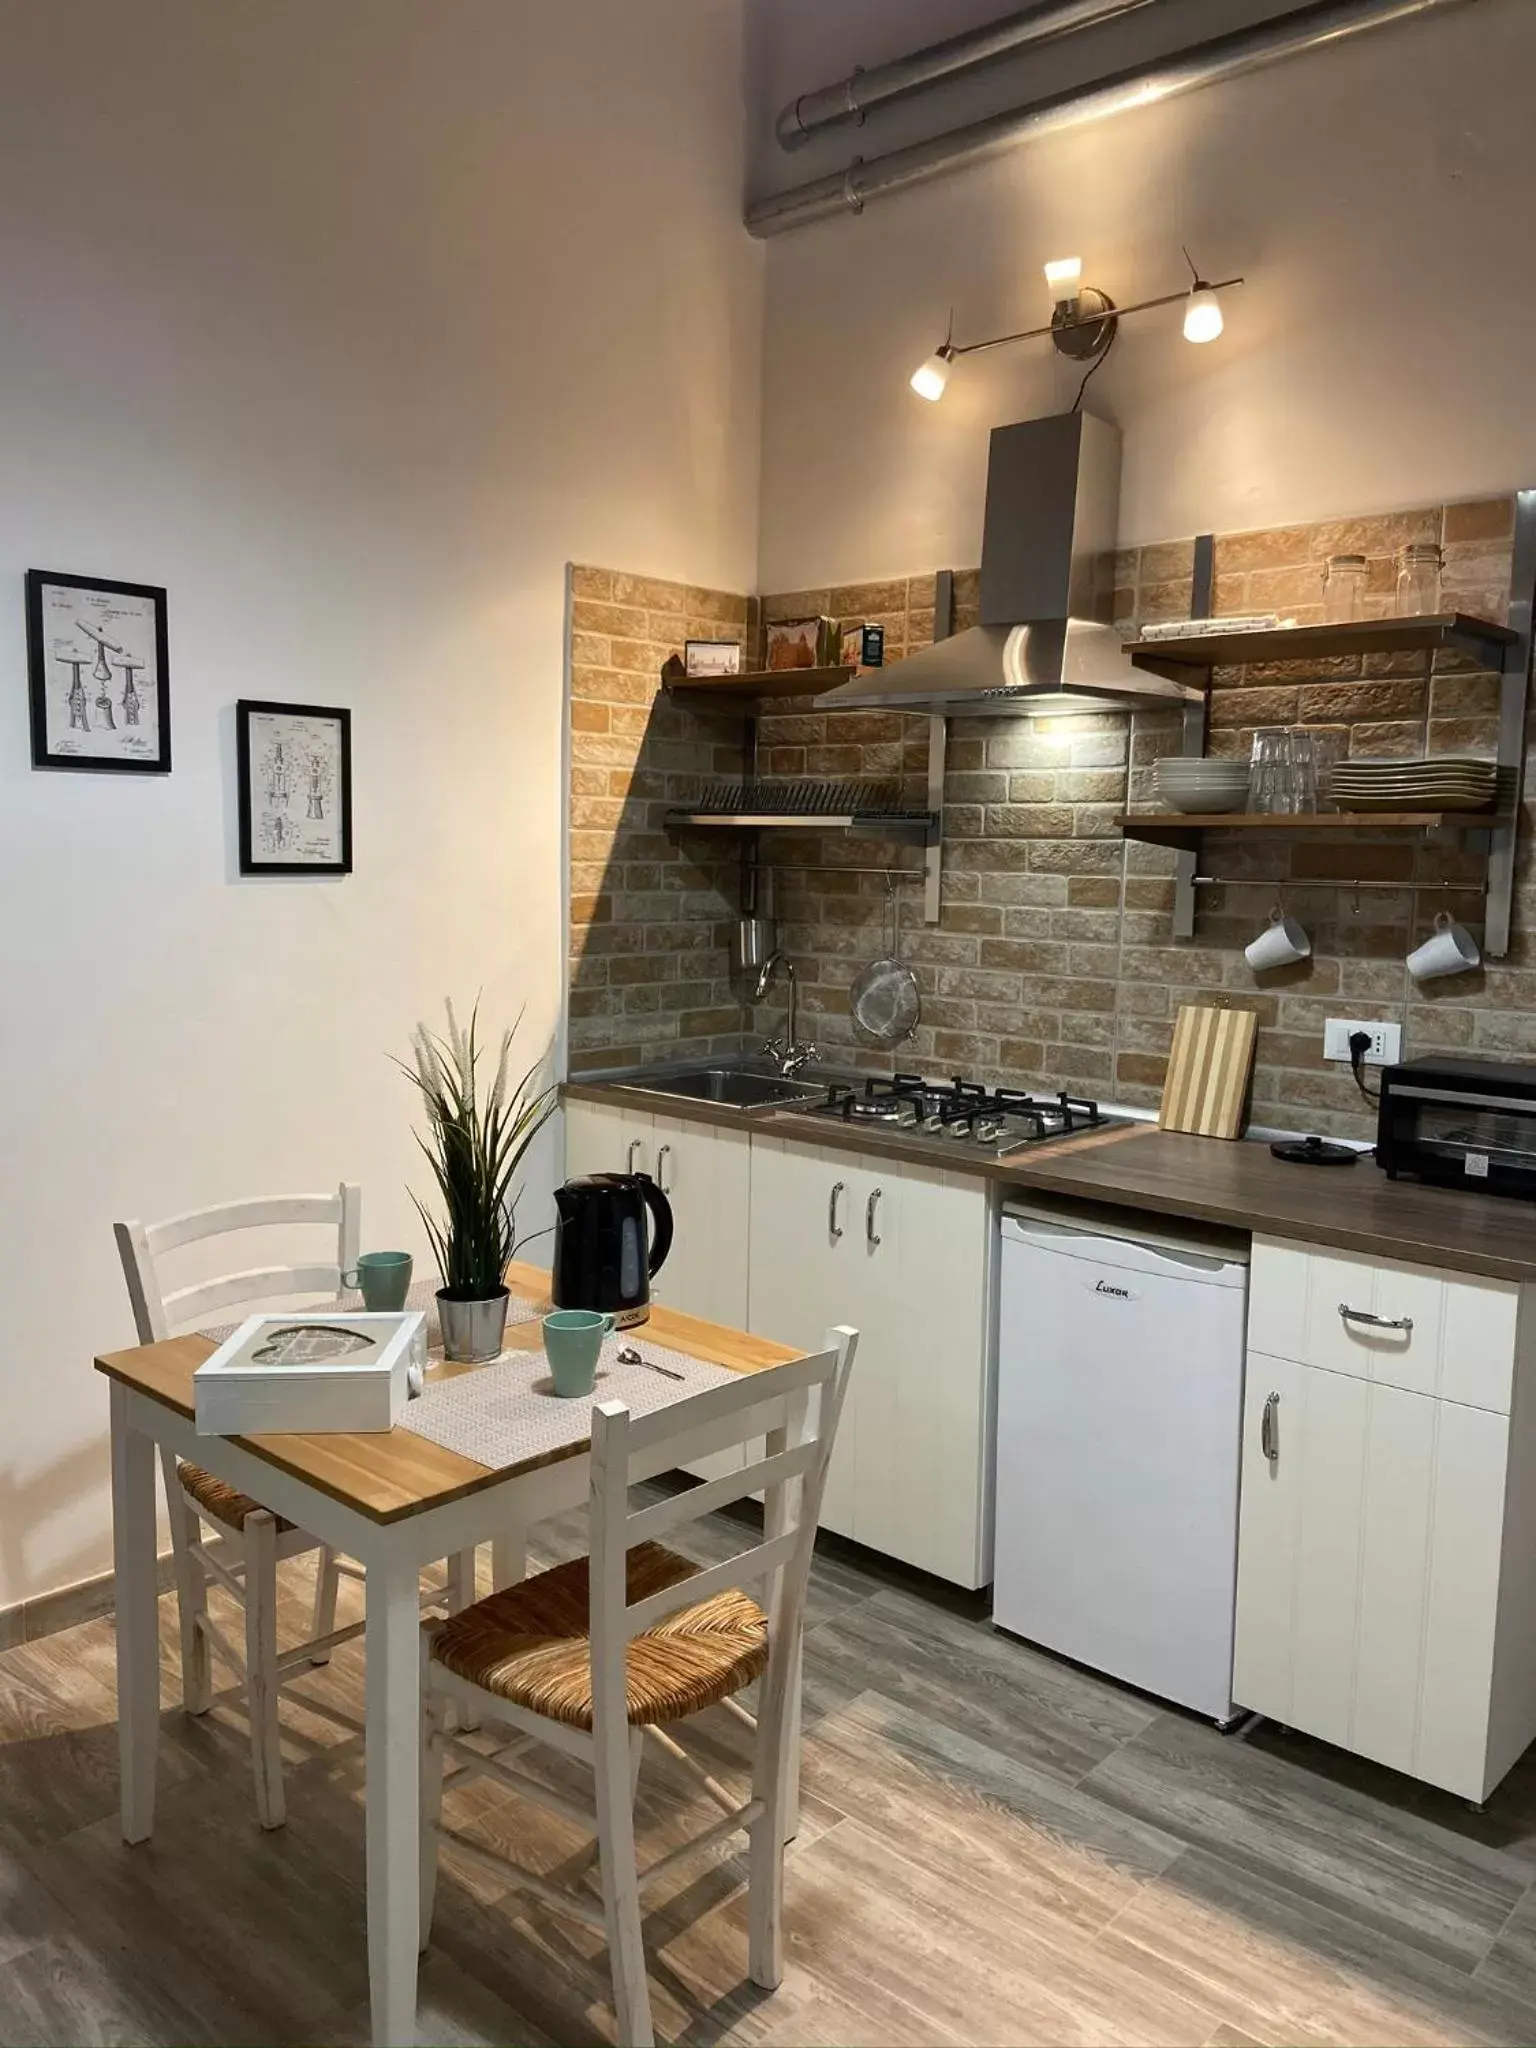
[1248,1235,1518,1412]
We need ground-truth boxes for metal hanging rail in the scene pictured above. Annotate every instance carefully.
[774,0,1156,149]
[747,0,1478,237]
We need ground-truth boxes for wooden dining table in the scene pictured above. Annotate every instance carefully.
[96,1261,802,2047]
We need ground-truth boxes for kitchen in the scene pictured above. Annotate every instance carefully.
[567,393,1536,1768]
[13,1,1536,2046]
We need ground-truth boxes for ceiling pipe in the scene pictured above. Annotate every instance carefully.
[774,0,1158,151]
[747,0,1479,237]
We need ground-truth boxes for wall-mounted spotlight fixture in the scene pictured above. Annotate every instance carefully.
[909,250,1242,401]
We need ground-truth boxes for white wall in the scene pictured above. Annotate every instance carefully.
[0,0,761,1608]
[749,0,1536,587]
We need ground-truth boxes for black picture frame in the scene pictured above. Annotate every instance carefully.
[26,568,171,773]
[236,698,353,876]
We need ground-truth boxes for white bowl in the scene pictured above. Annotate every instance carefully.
[1157,786,1252,814]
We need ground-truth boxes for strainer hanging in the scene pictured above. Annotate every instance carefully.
[849,882,920,1047]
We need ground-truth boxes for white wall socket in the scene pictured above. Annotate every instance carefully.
[1323,1018,1403,1065]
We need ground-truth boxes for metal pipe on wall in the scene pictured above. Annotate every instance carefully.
[774,0,1157,150]
[748,0,1478,237]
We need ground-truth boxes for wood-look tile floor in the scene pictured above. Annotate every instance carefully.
[8,1492,1536,2045]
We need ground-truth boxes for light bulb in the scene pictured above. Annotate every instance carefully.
[1183,287,1224,344]
[1043,256,1083,302]
[910,349,952,401]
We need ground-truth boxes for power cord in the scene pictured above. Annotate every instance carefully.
[1071,321,1117,411]
[1348,1029,1380,1105]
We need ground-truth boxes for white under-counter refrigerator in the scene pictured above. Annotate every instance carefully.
[992,1200,1250,1723]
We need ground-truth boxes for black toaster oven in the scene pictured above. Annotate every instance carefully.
[1377,1056,1536,1197]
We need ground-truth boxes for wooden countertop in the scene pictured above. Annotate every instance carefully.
[1003,1126,1536,1285]
[564,1081,1536,1285]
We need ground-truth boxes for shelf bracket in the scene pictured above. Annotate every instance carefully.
[1487,487,1535,958]
[922,569,955,927]
[1171,533,1215,941]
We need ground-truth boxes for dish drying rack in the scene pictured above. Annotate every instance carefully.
[673,777,933,829]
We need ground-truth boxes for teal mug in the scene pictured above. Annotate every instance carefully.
[542,1308,615,1398]
[342,1251,413,1313]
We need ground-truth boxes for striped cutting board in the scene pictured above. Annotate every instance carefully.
[1159,1003,1259,1139]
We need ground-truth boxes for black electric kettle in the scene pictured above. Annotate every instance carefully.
[551,1172,674,1328]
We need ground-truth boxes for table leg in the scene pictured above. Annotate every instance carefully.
[490,1525,526,1593]
[366,1552,422,2048]
[110,1382,159,1844]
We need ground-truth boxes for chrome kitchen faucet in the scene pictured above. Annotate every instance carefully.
[755,952,818,1077]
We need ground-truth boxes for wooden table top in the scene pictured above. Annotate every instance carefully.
[94,1262,800,1524]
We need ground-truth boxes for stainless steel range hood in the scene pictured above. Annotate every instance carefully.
[817,411,1201,718]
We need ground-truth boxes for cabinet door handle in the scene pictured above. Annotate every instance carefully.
[1338,1302,1414,1334]
[627,1138,644,1175]
[866,1187,883,1249]
[1261,1390,1280,1464]
[655,1143,672,1194]
[828,1181,845,1240]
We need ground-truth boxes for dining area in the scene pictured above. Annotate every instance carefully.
[91,1003,856,2048]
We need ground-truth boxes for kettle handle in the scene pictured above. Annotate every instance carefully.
[638,1173,674,1278]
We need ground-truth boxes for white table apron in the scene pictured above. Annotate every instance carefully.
[108,1374,793,2048]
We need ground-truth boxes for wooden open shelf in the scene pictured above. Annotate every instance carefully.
[1126,613,1516,679]
[1118,809,1495,852]
[663,664,854,703]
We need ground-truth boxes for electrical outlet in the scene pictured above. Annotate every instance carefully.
[1323,1018,1403,1065]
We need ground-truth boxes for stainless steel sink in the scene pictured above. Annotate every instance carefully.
[616,1068,830,1110]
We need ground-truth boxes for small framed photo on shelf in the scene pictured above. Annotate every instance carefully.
[26,569,170,773]
[236,699,353,876]
[684,639,742,678]
[766,614,837,671]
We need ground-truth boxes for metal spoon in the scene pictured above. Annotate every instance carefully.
[616,1343,685,1381]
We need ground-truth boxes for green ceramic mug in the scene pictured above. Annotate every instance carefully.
[542,1308,615,1398]
[342,1251,413,1313]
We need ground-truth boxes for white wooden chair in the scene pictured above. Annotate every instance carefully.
[419,1325,858,2048]
[114,1187,472,1830]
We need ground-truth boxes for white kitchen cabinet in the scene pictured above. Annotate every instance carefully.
[563,1096,653,1182]
[747,1132,994,1589]
[647,1113,750,1330]
[1234,1234,1536,1802]
[563,1099,752,1481]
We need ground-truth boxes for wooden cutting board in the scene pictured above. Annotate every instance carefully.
[1159,1003,1259,1139]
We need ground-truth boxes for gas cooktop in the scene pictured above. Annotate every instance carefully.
[793,1073,1131,1160]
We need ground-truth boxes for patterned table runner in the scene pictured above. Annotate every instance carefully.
[199,1276,543,1355]
[397,1336,741,1469]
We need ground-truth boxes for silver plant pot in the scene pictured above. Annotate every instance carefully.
[436,1288,509,1364]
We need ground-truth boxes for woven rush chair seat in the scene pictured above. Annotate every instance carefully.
[177,1462,295,1534]
[430,1540,769,1728]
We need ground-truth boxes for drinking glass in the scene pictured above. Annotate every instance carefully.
[1250,728,1292,814]
[1288,729,1318,814]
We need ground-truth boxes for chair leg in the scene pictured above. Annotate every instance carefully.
[309,1546,342,1664]
[160,1451,212,1715]
[747,1652,800,1991]
[419,1656,446,1954]
[595,1722,652,2048]
[443,1552,480,1732]
[445,1549,477,1613]
[243,1509,285,1830]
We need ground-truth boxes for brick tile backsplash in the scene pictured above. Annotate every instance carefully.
[568,496,1526,1136]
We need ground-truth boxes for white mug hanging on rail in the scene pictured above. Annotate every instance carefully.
[1406,911,1480,982]
[1244,907,1311,972]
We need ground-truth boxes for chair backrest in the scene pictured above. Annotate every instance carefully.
[114,1185,363,1342]
[585,1326,857,1729]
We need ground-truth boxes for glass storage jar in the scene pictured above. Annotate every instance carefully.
[1321,553,1368,624]
[1395,542,1442,617]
